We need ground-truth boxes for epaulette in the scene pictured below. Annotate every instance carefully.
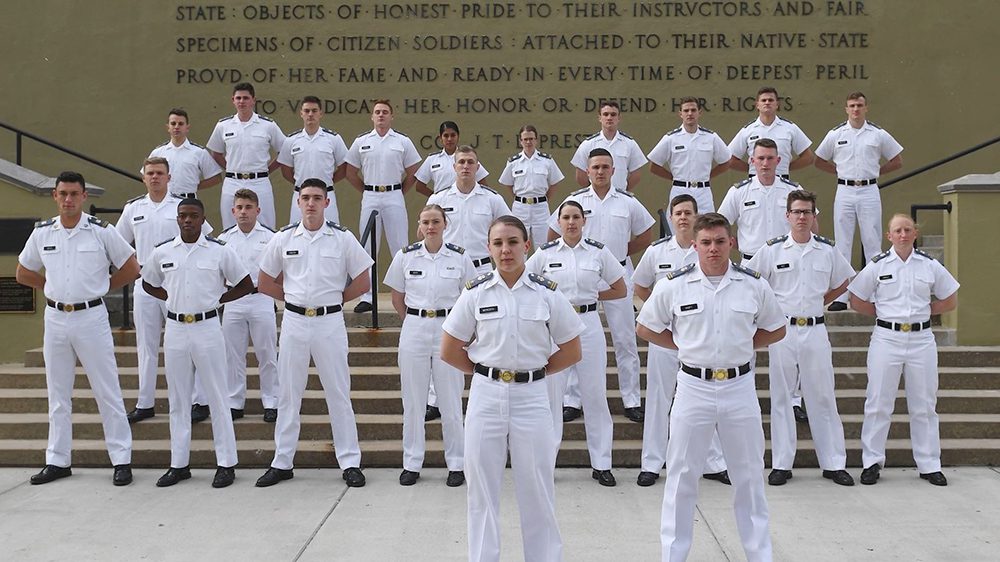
[206,236,225,245]
[528,272,558,290]
[326,221,347,231]
[259,223,277,233]
[34,218,55,228]
[779,177,800,188]
[465,271,493,290]
[189,141,207,149]
[427,150,441,159]
[914,248,933,260]
[394,130,409,137]
[287,129,303,137]
[619,131,634,140]
[731,178,753,189]
[732,262,761,279]
[538,152,553,159]
[666,263,695,280]
[445,242,465,254]
[812,234,835,246]
[584,132,601,141]
[778,116,796,124]
[831,121,848,131]
[698,126,716,134]
[87,216,109,228]
[867,121,883,130]
[221,224,238,234]
[743,119,757,128]
[280,222,300,232]
[666,126,682,136]
[218,114,234,122]
[402,241,423,253]
[766,234,788,246]
[508,153,523,163]
[321,127,336,135]
[651,235,672,246]
[125,194,146,205]
[258,115,274,122]
[539,239,559,250]
[583,238,604,249]
[871,250,891,263]
[478,185,499,195]
[570,187,589,196]
[170,193,185,199]
[155,140,169,148]
[355,131,368,138]
[615,188,635,198]
[154,237,174,247]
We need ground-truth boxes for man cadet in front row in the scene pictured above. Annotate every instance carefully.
[17,172,139,486]
[142,198,253,488]
[637,213,786,562]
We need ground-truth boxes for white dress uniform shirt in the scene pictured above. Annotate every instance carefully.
[147,139,223,197]
[499,151,564,198]
[116,194,212,265]
[216,222,275,286]
[547,187,655,262]
[570,130,648,189]
[525,238,624,305]
[815,120,903,181]
[647,126,731,182]
[276,127,349,187]
[728,116,812,177]
[416,150,489,193]
[143,235,248,312]
[345,128,421,185]
[633,235,697,289]
[848,248,959,323]
[747,234,855,317]
[427,185,511,267]
[384,241,477,310]
[207,113,285,173]
[718,177,803,258]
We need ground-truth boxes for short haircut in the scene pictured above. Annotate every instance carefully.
[557,200,585,216]
[888,213,917,229]
[439,121,460,135]
[669,194,698,214]
[693,212,733,237]
[419,203,448,224]
[488,215,528,241]
[143,156,170,172]
[518,125,538,137]
[233,188,259,204]
[167,108,189,122]
[678,96,701,108]
[372,98,393,113]
[455,144,478,159]
[301,95,322,106]
[753,138,779,152]
[757,86,779,99]
[786,190,817,212]
[588,147,613,160]
[846,91,867,102]
[178,197,204,212]
[55,171,86,191]
[599,101,620,112]
[233,82,255,97]
[299,177,329,197]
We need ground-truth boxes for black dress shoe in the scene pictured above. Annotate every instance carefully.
[823,469,855,486]
[827,301,848,312]
[768,469,793,486]
[562,406,582,422]
[30,465,72,485]
[920,471,948,486]
[623,407,644,423]
[860,464,881,485]
[127,407,155,424]
[256,467,294,487]
[191,404,210,423]
[230,408,245,420]
[793,405,809,423]
[212,466,236,488]
[343,467,366,487]
[425,405,441,422]
[446,470,465,487]
[113,464,133,486]
[637,471,659,487]
[703,470,731,485]
[399,469,420,486]
[263,408,278,423]
[353,301,373,313]
[592,469,617,487]
[156,466,192,487]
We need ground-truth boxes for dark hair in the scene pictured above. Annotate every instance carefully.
[846,91,867,102]
[419,203,448,224]
[301,95,321,106]
[557,200,585,217]
[234,188,259,204]
[455,144,478,159]
[299,177,329,198]
[786,190,817,213]
[439,121,460,135]
[753,138,778,152]
[678,96,701,108]
[756,87,778,99]
[55,171,86,191]
[488,215,529,241]
[233,82,255,97]
[143,156,170,172]
[669,194,698,214]
[693,212,733,237]
[167,108,189,122]
[372,98,393,113]
[178,197,204,212]
[599,101,620,112]
[588,147,612,160]
[518,125,538,137]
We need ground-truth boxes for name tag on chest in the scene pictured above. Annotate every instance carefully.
[879,274,893,281]
[658,263,672,270]
[680,303,699,312]
[479,305,499,314]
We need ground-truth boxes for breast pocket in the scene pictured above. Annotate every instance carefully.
[913,270,935,301]
[731,299,758,320]
[196,258,220,272]
[810,261,832,292]
[77,242,105,274]
[579,261,602,285]
[517,304,551,345]
[438,267,463,297]
[875,273,902,299]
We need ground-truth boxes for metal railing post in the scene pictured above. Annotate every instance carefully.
[657,208,668,239]
[360,210,380,329]
[15,132,22,165]
[89,204,129,328]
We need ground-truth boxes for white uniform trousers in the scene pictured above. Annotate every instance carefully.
[832,183,882,304]
[768,324,848,471]
[163,318,237,468]
[398,315,465,472]
[289,188,340,225]
[358,190,409,304]
[666,186,715,234]
[42,305,132,467]
[222,293,279,409]
[661,371,771,562]
[547,311,613,469]
[271,311,361,470]
[641,345,726,475]
[512,200,551,247]
[466,375,561,562]
[220,176,275,230]
[861,328,941,473]
[133,280,166,410]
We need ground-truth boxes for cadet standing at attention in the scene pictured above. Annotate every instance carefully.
[499,124,564,245]
[414,120,490,196]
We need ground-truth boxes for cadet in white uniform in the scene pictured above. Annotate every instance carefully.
[499,124,565,245]
[17,172,139,486]
[217,189,279,422]
[549,148,654,423]
[526,200,625,486]
[146,108,223,198]
[728,87,813,178]
[746,190,856,487]
[442,216,583,562]
[634,195,728,488]
[345,99,421,313]
[815,92,904,311]
[848,214,959,487]
[570,101,647,191]
[427,146,511,274]
[637,213,786,562]
[385,205,477,487]
[254,180,374,488]
[414,121,490,196]
[647,97,731,218]
[276,95,349,225]
[206,82,284,230]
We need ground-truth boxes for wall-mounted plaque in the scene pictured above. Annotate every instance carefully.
[0,277,35,313]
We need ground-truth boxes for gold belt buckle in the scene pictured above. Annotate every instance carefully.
[184,314,195,323]
[712,369,728,381]
[238,173,251,180]
[900,323,911,332]
[499,370,515,383]
[305,307,317,317]
[425,309,437,318]
[62,303,75,312]
[796,317,807,327]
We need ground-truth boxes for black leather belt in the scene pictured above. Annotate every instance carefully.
[673,180,710,188]
[474,363,546,383]
[295,184,334,192]
[681,362,751,381]
[789,315,824,327]
[574,303,598,313]
[173,192,197,199]
[838,178,878,186]
[364,184,402,192]
[167,309,219,323]
[225,172,268,180]
[46,298,103,313]
[514,195,547,204]
[742,253,754,261]
[406,306,450,318]
[876,319,931,333]
[472,256,492,268]
[286,303,342,317]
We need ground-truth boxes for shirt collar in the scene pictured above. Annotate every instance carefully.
[293,222,333,237]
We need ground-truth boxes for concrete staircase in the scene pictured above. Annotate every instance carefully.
[1,298,998,469]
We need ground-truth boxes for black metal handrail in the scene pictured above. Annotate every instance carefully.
[657,208,669,239]
[911,202,953,249]
[880,134,1000,190]
[359,209,380,329]
[89,204,132,329]
[0,120,142,183]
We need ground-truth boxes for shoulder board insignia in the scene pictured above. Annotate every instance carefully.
[539,239,559,250]
[170,193,185,200]
[871,250,891,263]
[507,153,523,163]
[218,114,234,122]
[125,194,146,205]
[155,140,169,148]
[445,242,465,254]
[87,216,109,228]
[221,224,238,234]
[914,248,933,260]
[528,272,558,290]
[831,121,848,131]
[584,132,601,141]
[666,263,695,280]
[779,177,800,187]
[478,185,499,195]
[583,238,604,249]
[259,223,277,233]
[355,131,368,138]
[154,237,174,247]
[766,234,788,246]
[280,222,300,232]
[651,235,673,246]
[743,119,756,128]
[666,126,682,136]
[206,236,225,245]
[394,130,409,137]
[732,262,761,278]
[538,152,553,159]
[619,131,634,140]
[321,127,336,135]
[570,187,590,196]
[812,234,835,246]
[258,115,274,122]
[288,129,302,137]
[615,188,635,198]
[426,151,441,159]
[732,178,753,189]
[402,241,423,253]
[189,141,206,149]
[698,126,716,134]
[326,221,347,231]
[34,218,56,228]
[778,116,795,124]
[466,271,494,290]
[867,121,883,130]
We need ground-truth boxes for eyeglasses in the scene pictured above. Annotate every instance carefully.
[788,209,815,216]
